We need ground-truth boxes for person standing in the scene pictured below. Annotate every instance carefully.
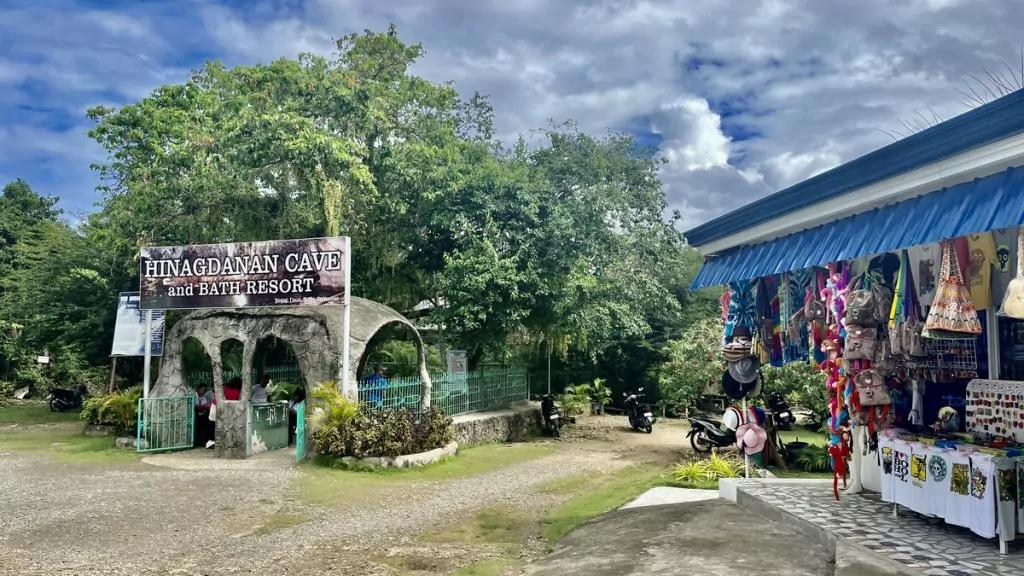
[363,365,388,406]
[252,374,270,405]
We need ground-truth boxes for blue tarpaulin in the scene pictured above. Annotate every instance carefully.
[690,167,1024,289]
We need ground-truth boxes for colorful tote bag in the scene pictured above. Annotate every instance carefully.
[924,239,982,335]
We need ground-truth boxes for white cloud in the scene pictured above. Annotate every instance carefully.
[2,0,1024,226]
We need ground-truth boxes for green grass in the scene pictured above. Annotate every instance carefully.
[423,506,534,544]
[298,443,555,506]
[0,431,140,463]
[255,512,306,535]
[0,403,81,425]
[778,429,829,447]
[539,464,679,543]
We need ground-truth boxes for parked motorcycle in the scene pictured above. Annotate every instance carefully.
[540,394,562,438]
[623,388,655,433]
[48,385,87,413]
[687,417,738,453]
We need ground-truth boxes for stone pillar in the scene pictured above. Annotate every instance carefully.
[211,340,249,459]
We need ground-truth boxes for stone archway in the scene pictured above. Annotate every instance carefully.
[150,297,431,459]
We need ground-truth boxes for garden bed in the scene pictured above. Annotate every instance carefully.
[343,441,459,469]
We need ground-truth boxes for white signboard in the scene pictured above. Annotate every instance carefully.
[111,292,165,357]
[447,350,468,376]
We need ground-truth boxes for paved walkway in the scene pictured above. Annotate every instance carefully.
[733,480,1024,576]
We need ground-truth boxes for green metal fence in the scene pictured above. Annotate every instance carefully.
[186,364,303,388]
[295,401,306,463]
[137,396,195,453]
[357,368,529,417]
[249,403,289,453]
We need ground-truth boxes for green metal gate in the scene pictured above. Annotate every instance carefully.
[294,400,306,463]
[137,396,195,453]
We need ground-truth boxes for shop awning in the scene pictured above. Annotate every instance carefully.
[690,167,1024,289]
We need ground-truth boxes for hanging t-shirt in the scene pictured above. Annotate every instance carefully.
[992,227,1019,306]
[908,442,930,515]
[1017,458,1024,533]
[996,457,1017,538]
[891,439,913,509]
[954,237,972,284]
[969,453,998,539]
[908,243,939,306]
[924,447,952,520]
[878,436,895,503]
[946,450,974,529]
[967,232,997,310]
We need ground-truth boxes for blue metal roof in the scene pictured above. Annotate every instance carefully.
[690,167,1024,289]
[685,89,1024,248]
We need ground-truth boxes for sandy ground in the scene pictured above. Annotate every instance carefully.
[0,415,692,576]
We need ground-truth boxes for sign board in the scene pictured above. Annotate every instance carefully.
[36,356,50,365]
[447,350,468,376]
[111,292,165,357]
[139,237,349,310]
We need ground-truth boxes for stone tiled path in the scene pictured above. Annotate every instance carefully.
[738,482,1024,576]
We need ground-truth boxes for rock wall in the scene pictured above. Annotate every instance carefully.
[452,406,542,447]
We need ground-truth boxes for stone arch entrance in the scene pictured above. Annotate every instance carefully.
[150,297,432,459]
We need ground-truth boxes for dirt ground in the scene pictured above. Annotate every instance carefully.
[0,415,693,576]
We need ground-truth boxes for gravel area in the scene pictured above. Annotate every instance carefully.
[0,431,650,576]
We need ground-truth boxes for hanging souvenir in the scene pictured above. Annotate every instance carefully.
[923,239,982,335]
[998,229,1024,319]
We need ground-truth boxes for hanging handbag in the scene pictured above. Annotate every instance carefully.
[845,326,877,360]
[999,229,1024,319]
[854,369,892,406]
[804,286,826,322]
[845,277,877,327]
[924,239,982,335]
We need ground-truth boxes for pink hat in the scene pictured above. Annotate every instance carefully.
[735,422,767,455]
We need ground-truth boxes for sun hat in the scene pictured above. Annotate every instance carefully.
[735,422,768,455]
[722,406,743,431]
[727,356,761,384]
[721,366,763,400]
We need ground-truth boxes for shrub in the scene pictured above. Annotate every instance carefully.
[557,384,591,416]
[312,405,455,460]
[80,386,142,434]
[588,379,613,408]
[672,451,745,484]
[309,381,358,430]
[795,444,831,472]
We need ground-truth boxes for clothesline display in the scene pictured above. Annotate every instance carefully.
[877,428,1021,553]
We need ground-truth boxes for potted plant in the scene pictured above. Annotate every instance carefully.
[588,379,613,415]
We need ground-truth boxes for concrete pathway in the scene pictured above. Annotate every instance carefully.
[524,494,908,576]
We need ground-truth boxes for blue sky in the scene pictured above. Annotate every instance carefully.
[2,0,1022,226]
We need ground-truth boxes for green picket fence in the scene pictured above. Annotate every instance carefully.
[357,368,529,417]
[186,364,303,388]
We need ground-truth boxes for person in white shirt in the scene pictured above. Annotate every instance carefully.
[251,374,270,405]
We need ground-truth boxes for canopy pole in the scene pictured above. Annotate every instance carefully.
[143,309,153,398]
[340,236,353,398]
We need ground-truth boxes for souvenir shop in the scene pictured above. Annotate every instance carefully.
[684,91,1024,555]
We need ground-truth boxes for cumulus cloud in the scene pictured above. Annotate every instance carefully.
[1,0,1023,226]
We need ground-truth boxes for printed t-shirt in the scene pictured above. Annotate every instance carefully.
[1017,458,1024,532]
[878,436,895,503]
[967,232,997,310]
[969,453,997,539]
[868,253,901,290]
[908,244,939,306]
[908,442,930,515]
[992,227,1019,307]
[996,457,1018,538]
[924,447,952,520]
[891,439,913,509]
[954,237,971,285]
[946,450,974,529]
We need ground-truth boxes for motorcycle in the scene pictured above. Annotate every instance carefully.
[687,392,798,453]
[48,385,87,413]
[687,417,738,453]
[623,388,655,433]
[540,394,562,438]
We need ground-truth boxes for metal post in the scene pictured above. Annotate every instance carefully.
[742,397,750,479]
[340,236,353,397]
[546,341,552,396]
[143,309,153,398]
